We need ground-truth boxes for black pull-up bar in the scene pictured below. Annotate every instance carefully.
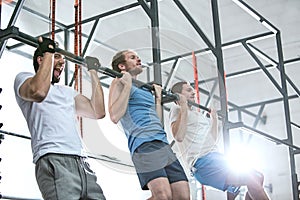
[97,66,212,113]
[0,26,212,113]
[0,26,86,65]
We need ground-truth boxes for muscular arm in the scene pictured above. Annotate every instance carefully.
[75,70,106,119]
[19,52,53,102]
[108,72,132,123]
[171,94,189,142]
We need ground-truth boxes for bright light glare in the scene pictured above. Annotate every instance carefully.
[226,144,262,174]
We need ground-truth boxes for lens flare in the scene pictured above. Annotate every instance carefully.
[226,144,262,174]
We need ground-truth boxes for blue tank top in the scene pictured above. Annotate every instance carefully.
[120,85,169,154]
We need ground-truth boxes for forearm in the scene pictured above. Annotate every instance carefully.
[35,53,53,82]
[208,109,219,140]
[210,117,219,140]
[172,106,188,142]
[22,53,53,101]
[90,70,105,119]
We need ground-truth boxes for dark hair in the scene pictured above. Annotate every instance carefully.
[33,47,43,73]
[111,50,129,73]
[171,81,188,94]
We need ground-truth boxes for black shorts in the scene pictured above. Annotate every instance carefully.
[132,140,188,190]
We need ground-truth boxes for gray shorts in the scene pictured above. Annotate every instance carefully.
[132,140,188,190]
[35,153,106,200]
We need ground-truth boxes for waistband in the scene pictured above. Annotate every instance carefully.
[37,153,85,163]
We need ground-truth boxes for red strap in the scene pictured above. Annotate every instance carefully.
[51,0,55,40]
[192,51,201,109]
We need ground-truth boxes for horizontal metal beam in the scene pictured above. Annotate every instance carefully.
[0,195,41,200]
[0,129,133,167]
[237,124,300,151]
[230,94,299,110]
[0,129,31,140]
[158,31,274,64]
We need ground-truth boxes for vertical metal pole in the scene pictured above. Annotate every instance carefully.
[150,0,162,85]
[211,0,230,152]
[150,0,164,124]
[0,0,2,29]
[276,31,298,200]
[64,29,69,86]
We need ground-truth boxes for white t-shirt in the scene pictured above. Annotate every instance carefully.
[169,104,219,168]
[14,72,84,163]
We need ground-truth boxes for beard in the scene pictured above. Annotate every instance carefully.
[51,75,60,84]
[51,66,63,84]
[51,70,61,84]
[128,66,143,76]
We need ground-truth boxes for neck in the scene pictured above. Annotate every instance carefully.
[128,71,137,79]
[187,101,193,110]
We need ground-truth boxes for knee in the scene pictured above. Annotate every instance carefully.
[153,190,172,200]
[172,186,190,200]
[247,171,266,190]
[254,171,265,186]
[158,194,172,200]
[259,173,265,185]
[175,193,190,200]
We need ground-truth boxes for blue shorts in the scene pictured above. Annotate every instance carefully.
[192,152,240,194]
[132,140,188,190]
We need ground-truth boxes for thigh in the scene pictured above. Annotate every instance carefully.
[170,181,190,200]
[135,163,169,190]
[133,141,188,190]
[166,159,189,199]
[35,154,81,200]
[193,152,230,191]
[147,177,172,198]
[84,160,106,200]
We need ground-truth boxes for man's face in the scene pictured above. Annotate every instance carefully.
[181,83,195,102]
[122,51,142,75]
[51,53,65,84]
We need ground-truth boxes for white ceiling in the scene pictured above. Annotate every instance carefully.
[1,0,300,199]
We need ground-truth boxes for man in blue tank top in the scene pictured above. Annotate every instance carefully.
[108,50,190,200]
